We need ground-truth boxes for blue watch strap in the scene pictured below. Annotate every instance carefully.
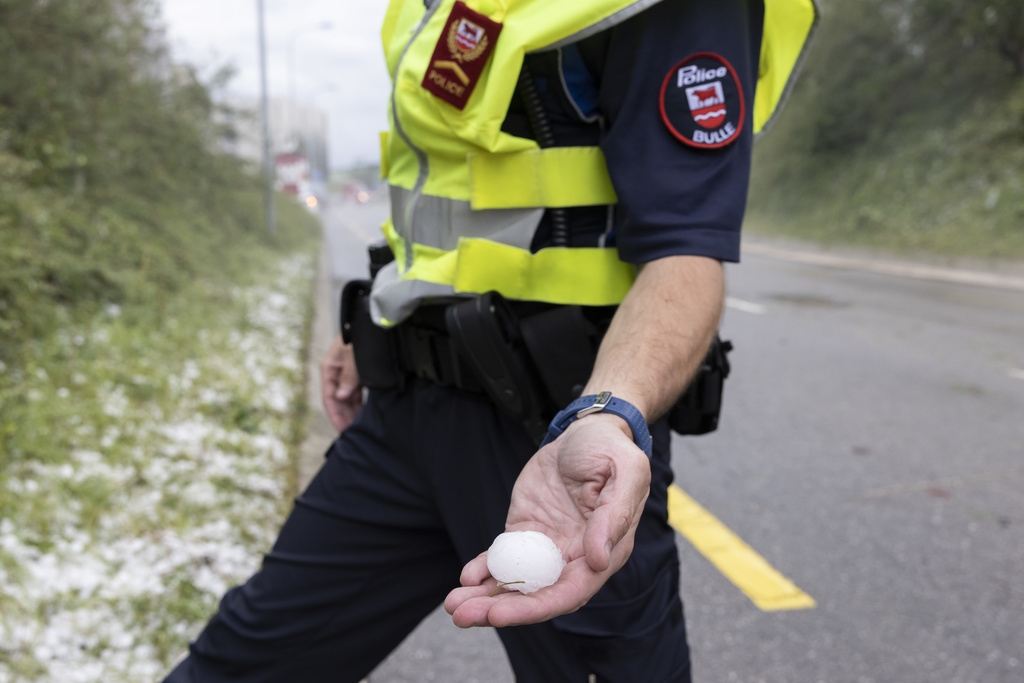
[541,392,653,458]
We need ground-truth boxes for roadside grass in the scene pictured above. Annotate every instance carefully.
[748,126,1024,259]
[0,243,317,682]
[748,61,1024,261]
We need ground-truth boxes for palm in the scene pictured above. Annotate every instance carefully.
[505,442,617,563]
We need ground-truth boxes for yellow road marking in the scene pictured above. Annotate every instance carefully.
[668,484,816,612]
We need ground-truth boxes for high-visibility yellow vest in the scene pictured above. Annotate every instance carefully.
[371,0,818,326]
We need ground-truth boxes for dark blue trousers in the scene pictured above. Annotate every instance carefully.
[164,382,691,682]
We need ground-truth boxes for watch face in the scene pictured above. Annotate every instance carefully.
[577,392,612,418]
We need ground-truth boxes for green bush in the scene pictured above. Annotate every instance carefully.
[0,0,318,366]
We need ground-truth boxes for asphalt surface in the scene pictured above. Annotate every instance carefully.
[313,195,1024,683]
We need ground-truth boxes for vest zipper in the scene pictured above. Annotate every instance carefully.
[390,1,443,272]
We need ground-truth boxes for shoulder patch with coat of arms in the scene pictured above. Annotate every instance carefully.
[421,1,502,110]
[659,53,745,149]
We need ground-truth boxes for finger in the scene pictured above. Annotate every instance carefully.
[336,369,358,402]
[459,551,491,587]
[451,558,598,628]
[442,552,493,617]
[449,594,513,628]
[443,583,495,618]
[320,357,343,418]
[582,457,650,572]
[323,373,359,432]
[348,388,364,414]
[449,586,561,628]
[321,382,347,432]
[324,403,348,433]
[582,504,636,573]
[320,362,338,406]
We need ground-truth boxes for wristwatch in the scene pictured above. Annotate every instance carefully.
[541,391,653,458]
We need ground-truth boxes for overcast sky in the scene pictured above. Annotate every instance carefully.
[158,0,391,170]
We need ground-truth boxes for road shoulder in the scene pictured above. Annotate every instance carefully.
[742,235,1024,291]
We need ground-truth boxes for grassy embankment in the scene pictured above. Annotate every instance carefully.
[746,0,1024,260]
[1,1,320,680]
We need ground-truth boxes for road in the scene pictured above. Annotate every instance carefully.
[318,195,1024,683]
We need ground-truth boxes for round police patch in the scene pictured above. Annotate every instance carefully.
[659,53,745,150]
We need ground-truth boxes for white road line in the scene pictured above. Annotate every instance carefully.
[726,297,766,315]
[1009,368,1024,381]
[743,242,1024,292]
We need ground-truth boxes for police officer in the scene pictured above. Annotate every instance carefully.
[164,0,816,680]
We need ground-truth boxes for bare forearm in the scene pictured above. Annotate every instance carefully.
[584,255,725,422]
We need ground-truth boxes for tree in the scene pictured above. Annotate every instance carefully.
[908,0,1024,77]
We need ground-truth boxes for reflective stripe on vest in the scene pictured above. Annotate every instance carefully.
[377,135,620,210]
[468,147,618,210]
[370,190,636,325]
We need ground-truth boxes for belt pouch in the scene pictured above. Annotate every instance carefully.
[340,279,404,391]
[668,336,732,435]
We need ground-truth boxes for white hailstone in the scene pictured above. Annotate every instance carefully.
[487,530,565,594]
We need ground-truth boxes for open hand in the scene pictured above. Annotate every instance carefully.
[444,414,651,627]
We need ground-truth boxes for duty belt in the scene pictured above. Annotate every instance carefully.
[341,254,731,443]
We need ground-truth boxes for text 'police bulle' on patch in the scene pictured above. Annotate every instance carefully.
[421,1,502,110]
[659,53,745,149]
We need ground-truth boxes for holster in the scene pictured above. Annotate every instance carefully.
[444,292,550,444]
[339,279,404,391]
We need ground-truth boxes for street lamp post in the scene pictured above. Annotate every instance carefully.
[256,0,274,235]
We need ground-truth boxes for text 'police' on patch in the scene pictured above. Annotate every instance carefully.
[659,53,744,149]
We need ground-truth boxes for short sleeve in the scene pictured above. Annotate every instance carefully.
[584,0,765,264]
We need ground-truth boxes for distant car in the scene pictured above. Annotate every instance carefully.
[341,181,371,203]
